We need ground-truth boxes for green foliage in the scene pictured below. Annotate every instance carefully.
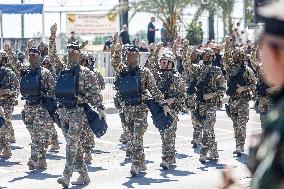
[91,36,109,45]
[109,0,194,42]
[185,22,203,45]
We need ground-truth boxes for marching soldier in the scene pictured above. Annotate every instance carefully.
[156,51,186,169]
[3,42,21,143]
[0,50,19,158]
[182,45,201,148]
[56,42,105,187]
[111,33,170,176]
[195,48,225,162]
[224,38,256,156]
[21,47,55,169]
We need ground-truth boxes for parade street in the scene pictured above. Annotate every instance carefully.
[0,103,260,189]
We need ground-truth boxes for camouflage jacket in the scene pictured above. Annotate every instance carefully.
[92,68,105,91]
[156,70,186,112]
[76,65,103,108]
[111,50,166,112]
[195,64,225,106]
[0,66,19,102]
[144,50,160,78]
[224,46,256,100]
[5,49,21,77]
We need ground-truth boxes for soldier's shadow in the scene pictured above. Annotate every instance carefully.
[46,153,65,160]
[159,165,196,178]
[0,159,21,167]
[197,161,229,171]
[122,172,178,188]
[9,170,61,183]
[87,165,107,172]
[176,153,192,159]
[235,153,249,165]
[0,186,8,189]
[12,114,22,120]
[120,159,154,167]
[91,149,110,154]
[10,144,24,150]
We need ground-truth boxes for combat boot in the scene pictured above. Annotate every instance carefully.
[141,162,147,171]
[191,139,199,148]
[9,135,16,143]
[27,159,37,170]
[160,158,176,170]
[84,152,93,163]
[119,133,128,144]
[199,154,207,163]
[233,146,242,156]
[207,150,219,160]
[71,173,90,185]
[49,142,60,152]
[130,164,141,177]
[126,149,132,158]
[1,148,12,158]
[37,159,47,169]
[57,176,70,188]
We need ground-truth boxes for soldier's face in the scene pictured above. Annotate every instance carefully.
[203,53,210,62]
[127,51,139,66]
[68,49,80,63]
[29,53,39,65]
[233,51,240,62]
[3,44,10,51]
[259,34,284,87]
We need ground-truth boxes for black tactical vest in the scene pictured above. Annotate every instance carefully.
[20,68,41,103]
[0,67,8,89]
[116,66,141,106]
[55,65,80,108]
[158,71,174,99]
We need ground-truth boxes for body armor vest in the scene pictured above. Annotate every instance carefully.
[20,68,41,103]
[116,66,141,106]
[55,65,80,108]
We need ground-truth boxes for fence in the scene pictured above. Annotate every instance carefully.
[98,52,149,103]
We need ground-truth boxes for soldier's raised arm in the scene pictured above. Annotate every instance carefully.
[110,32,124,74]
[49,23,64,74]
[223,35,233,71]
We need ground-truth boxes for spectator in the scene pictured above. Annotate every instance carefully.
[103,36,113,52]
[119,25,130,45]
[198,21,204,44]
[68,31,78,44]
[147,17,158,45]
[132,33,140,48]
[160,22,167,45]
[138,41,148,52]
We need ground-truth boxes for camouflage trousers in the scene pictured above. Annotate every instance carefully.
[0,106,10,152]
[159,112,178,162]
[57,107,87,178]
[124,110,148,167]
[119,112,130,143]
[196,104,217,156]
[0,101,15,142]
[190,109,202,142]
[47,122,59,146]
[23,104,51,162]
[229,100,249,148]
[80,119,95,158]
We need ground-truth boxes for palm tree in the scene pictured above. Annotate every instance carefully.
[191,0,237,40]
[108,0,194,42]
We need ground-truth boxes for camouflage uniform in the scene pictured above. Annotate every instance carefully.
[195,49,225,162]
[181,44,202,147]
[155,52,186,169]
[111,43,168,176]
[79,52,106,162]
[144,43,162,79]
[21,64,55,169]
[56,62,103,187]
[224,44,256,155]
[3,43,21,143]
[0,52,19,157]
[250,47,273,130]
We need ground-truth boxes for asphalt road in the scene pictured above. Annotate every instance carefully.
[0,103,261,189]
